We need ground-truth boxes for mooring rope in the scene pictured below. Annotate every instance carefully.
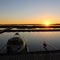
[43,40,57,51]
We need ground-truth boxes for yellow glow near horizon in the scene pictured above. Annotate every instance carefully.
[41,18,54,26]
[44,21,50,26]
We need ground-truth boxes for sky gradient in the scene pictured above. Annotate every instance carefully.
[0,0,60,24]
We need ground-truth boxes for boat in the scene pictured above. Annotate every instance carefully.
[6,33,27,54]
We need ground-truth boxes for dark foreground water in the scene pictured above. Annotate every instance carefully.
[0,32,60,53]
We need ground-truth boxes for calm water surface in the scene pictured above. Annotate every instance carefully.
[0,32,60,53]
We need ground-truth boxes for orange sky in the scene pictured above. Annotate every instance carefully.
[0,20,59,24]
[0,15,60,24]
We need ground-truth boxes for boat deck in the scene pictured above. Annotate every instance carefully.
[0,51,60,60]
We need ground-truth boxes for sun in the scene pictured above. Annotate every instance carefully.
[44,21,50,26]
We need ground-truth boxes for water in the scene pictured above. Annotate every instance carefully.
[0,32,60,53]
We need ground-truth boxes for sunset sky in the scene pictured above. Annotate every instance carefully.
[0,0,60,24]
